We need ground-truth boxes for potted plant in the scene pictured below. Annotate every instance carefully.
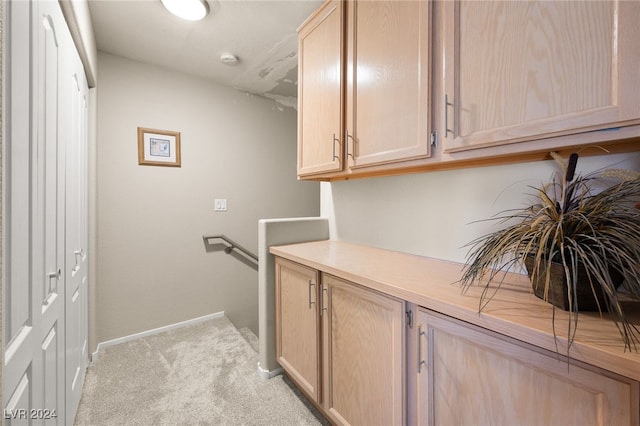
[459,151,640,352]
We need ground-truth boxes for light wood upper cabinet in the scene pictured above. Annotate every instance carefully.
[346,0,432,170]
[274,258,321,404]
[322,274,405,426]
[297,0,345,177]
[442,0,640,153]
[297,0,433,178]
[297,0,640,179]
[414,308,639,426]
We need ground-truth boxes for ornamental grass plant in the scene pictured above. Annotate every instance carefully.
[460,152,640,352]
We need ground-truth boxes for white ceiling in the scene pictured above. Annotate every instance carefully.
[88,0,323,108]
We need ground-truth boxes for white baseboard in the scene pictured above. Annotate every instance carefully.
[257,362,283,380]
[91,311,225,362]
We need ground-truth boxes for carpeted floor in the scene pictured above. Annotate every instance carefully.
[74,316,326,425]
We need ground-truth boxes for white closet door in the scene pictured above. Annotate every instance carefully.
[3,2,41,422]
[4,1,89,424]
[64,43,90,419]
[4,1,67,424]
[38,1,69,423]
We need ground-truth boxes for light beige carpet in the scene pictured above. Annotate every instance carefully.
[74,316,325,425]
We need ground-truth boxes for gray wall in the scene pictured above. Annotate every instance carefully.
[95,52,319,345]
[322,152,640,264]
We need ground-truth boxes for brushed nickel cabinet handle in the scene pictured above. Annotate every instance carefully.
[345,130,355,159]
[320,285,328,316]
[444,94,454,136]
[308,280,316,309]
[418,324,427,373]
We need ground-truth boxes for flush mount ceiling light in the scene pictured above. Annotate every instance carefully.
[161,0,209,21]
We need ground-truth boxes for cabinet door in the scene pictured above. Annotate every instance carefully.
[297,0,345,177]
[322,275,405,425]
[347,0,432,170]
[274,258,321,403]
[415,308,639,426]
[442,0,640,152]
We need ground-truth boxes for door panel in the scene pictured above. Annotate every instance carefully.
[36,1,67,423]
[4,372,31,425]
[4,3,35,409]
[41,1,68,422]
[297,0,344,176]
[42,326,59,424]
[4,1,89,424]
[3,1,65,422]
[348,0,432,168]
[275,258,321,403]
[322,275,405,426]
[416,309,638,425]
[443,0,640,152]
[64,50,90,419]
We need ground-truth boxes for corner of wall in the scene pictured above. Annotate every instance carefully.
[1,0,5,408]
[59,0,98,87]
[257,217,329,375]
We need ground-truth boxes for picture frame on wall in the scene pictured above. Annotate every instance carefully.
[137,127,181,167]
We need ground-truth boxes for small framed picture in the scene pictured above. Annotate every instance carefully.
[137,127,181,167]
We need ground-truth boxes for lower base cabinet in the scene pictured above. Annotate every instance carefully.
[322,274,405,425]
[414,308,640,426]
[274,258,321,403]
[275,256,639,426]
[275,257,405,426]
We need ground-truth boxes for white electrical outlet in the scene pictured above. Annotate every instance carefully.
[214,198,227,212]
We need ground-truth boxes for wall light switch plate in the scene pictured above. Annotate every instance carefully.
[214,198,227,212]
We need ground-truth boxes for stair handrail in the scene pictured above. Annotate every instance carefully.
[203,234,258,265]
